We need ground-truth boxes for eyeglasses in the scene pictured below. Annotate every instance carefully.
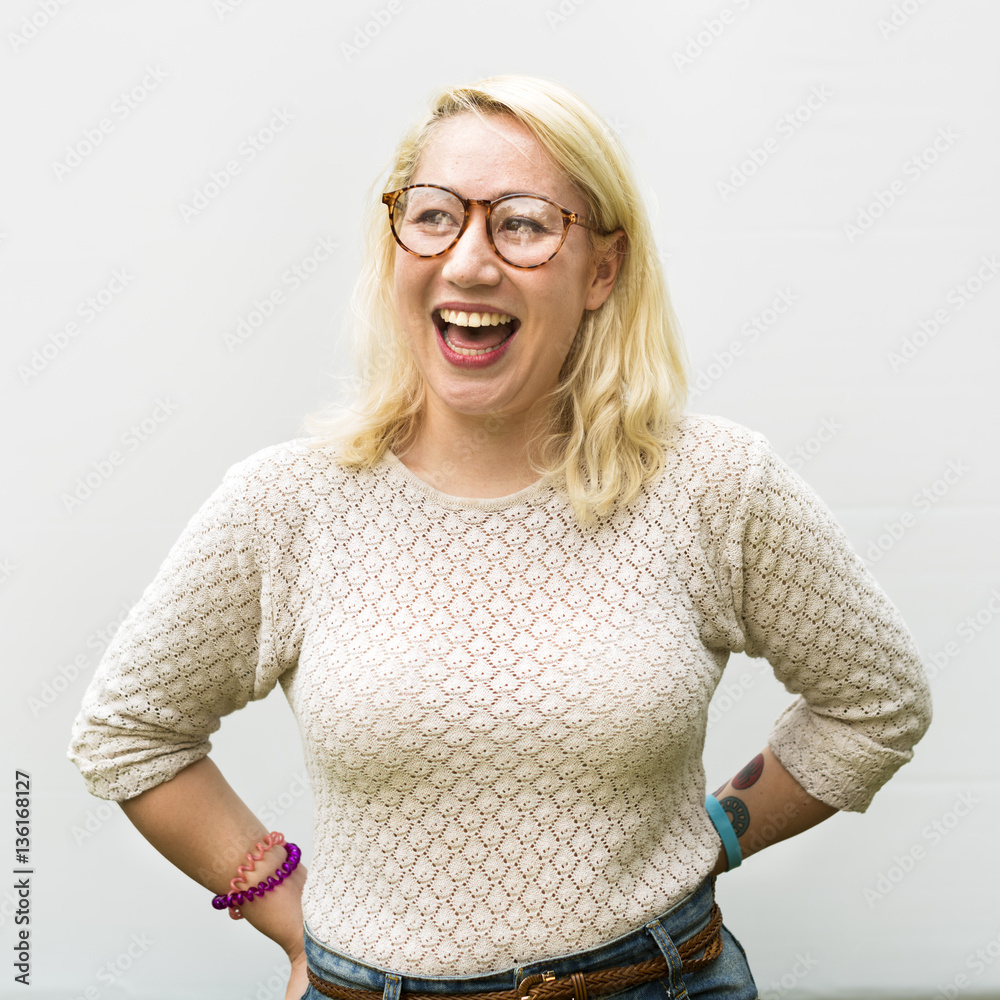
[381,184,599,269]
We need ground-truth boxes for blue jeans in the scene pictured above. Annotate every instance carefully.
[300,878,757,1000]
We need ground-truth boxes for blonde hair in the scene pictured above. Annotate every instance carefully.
[307,75,688,525]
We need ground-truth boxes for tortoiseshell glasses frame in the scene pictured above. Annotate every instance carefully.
[381,183,602,270]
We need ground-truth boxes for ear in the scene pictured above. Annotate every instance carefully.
[585,230,627,311]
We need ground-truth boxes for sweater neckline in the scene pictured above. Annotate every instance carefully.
[382,450,554,511]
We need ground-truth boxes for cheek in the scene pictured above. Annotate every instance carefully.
[532,267,589,332]
[393,255,433,324]
[545,256,591,309]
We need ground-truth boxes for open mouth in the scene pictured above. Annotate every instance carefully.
[432,309,520,357]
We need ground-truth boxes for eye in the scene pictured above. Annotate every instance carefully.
[395,188,464,236]
[491,198,560,246]
[497,216,547,237]
[409,208,460,231]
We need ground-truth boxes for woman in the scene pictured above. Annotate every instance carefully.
[69,76,932,999]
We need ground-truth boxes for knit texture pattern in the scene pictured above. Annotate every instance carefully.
[68,414,931,975]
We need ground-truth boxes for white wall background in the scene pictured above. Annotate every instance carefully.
[2,0,997,997]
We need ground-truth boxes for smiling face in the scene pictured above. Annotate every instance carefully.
[392,113,621,435]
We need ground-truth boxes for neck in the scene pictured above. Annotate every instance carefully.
[396,402,552,498]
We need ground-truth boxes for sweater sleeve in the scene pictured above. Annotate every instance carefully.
[721,432,932,813]
[67,452,292,802]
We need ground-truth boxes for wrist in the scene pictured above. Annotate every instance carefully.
[709,845,728,878]
[237,863,308,955]
[704,794,743,871]
[285,936,307,964]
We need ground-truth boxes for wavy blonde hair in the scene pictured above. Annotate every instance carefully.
[307,75,688,525]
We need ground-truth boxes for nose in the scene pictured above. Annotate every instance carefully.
[440,205,503,286]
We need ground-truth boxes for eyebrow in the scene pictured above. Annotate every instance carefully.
[418,183,556,202]
[491,189,542,199]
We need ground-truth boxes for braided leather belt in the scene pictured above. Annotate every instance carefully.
[307,902,723,1000]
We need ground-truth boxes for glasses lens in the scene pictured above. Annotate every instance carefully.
[490,196,565,266]
[392,187,464,256]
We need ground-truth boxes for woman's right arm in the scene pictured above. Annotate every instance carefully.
[119,755,309,999]
[68,450,313,995]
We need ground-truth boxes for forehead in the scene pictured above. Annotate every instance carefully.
[411,113,580,206]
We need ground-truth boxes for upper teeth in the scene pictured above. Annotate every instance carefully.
[439,309,512,327]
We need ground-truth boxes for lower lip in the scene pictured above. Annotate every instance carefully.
[435,325,517,369]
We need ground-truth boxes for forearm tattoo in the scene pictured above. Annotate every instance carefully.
[732,753,764,790]
[711,752,763,801]
[710,754,762,837]
[720,796,750,838]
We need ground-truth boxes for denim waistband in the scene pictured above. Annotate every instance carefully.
[303,877,716,994]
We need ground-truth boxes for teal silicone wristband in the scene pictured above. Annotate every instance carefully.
[704,794,743,871]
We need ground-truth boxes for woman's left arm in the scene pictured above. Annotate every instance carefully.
[707,747,837,876]
[703,423,933,869]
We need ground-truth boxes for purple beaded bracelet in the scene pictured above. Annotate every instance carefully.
[212,843,302,915]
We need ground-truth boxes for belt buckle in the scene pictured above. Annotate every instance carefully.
[517,970,555,1000]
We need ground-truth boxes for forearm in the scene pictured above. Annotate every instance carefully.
[708,746,837,876]
[118,755,307,961]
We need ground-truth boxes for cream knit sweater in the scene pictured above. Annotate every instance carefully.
[69,413,931,975]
